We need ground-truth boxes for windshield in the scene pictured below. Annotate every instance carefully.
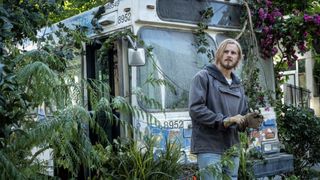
[137,28,214,111]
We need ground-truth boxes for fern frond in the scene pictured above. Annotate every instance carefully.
[5,117,59,154]
[14,49,66,73]
[17,61,61,107]
[84,78,111,109]
[144,73,177,95]
[0,150,25,180]
[51,105,107,174]
[132,87,163,110]
[112,96,161,128]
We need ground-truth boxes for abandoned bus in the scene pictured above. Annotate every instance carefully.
[35,0,292,177]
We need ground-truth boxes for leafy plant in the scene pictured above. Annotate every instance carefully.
[277,104,320,178]
[238,133,256,180]
[1,1,185,179]
[195,146,239,180]
[1,21,105,178]
[91,136,184,180]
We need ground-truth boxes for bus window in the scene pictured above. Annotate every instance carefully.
[137,27,215,111]
[157,0,242,28]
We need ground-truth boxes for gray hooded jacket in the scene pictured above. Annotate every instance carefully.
[188,64,248,154]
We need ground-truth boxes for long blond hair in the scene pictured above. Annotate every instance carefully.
[214,39,243,66]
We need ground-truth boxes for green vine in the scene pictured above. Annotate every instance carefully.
[240,1,276,109]
[193,7,214,62]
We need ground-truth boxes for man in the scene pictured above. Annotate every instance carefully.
[188,38,263,179]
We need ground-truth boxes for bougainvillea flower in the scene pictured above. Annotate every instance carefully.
[304,14,313,22]
[259,8,267,20]
[271,47,278,56]
[267,14,275,23]
[313,15,320,25]
[265,0,272,7]
[262,26,270,33]
[271,8,282,17]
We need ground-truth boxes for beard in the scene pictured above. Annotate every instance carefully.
[220,59,238,70]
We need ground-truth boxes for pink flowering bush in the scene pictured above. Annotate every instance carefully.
[248,0,320,67]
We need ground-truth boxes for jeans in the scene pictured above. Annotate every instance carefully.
[197,153,239,180]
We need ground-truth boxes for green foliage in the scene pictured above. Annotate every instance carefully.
[195,146,239,180]
[277,104,320,178]
[50,0,108,23]
[193,7,214,62]
[272,0,319,14]
[95,30,178,110]
[241,52,275,109]
[238,133,256,180]
[50,106,105,177]
[0,0,61,45]
[0,104,109,178]
[0,151,25,179]
[144,72,177,96]
[0,6,109,176]
[85,78,162,131]
[112,96,159,126]
[0,61,30,135]
[0,0,183,179]
[91,136,184,180]
[133,88,163,111]
[310,1,320,14]
[18,61,60,105]
[239,29,275,108]
[95,29,132,64]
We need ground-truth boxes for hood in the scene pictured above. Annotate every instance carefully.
[204,64,241,85]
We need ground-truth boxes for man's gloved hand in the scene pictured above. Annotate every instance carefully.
[243,112,264,129]
[224,114,244,128]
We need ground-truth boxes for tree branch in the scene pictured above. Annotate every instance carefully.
[28,145,52,164]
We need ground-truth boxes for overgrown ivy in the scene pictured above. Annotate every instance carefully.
[193,7,215,62]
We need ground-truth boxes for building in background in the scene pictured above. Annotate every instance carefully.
[282,50,320,116]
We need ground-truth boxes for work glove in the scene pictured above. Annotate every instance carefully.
[223,114,244,128]
[243,112,264,129]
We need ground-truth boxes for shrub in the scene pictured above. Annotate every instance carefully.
[277,104,320,178]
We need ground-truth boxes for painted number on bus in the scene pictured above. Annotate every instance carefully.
[163,120,184,129]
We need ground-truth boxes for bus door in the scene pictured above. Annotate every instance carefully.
[86,40,121,144]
